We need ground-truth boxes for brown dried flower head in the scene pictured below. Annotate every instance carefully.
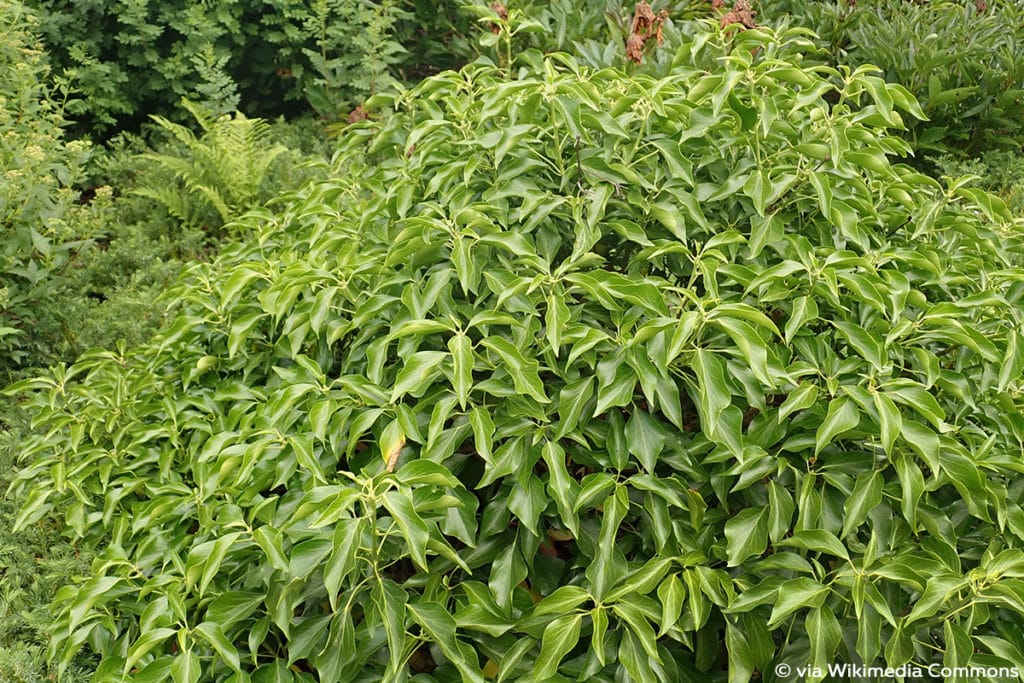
[626,1,669,64]
[490,2,509,34]
[719,0,757,30]
[347,105,368,124]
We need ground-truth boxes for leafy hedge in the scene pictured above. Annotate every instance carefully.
[12,22,1024,683]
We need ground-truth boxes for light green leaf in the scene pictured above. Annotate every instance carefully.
[692,349,730,437]
[469,406,495,463]
[448,333,474,409]
[807,606,842,681]
[381,489,431,570]
[170,649,200,683]
[374,579,409,675]
[481,336,549,403]
[884,383,946,431]
[555,375,594,438]
[873,391,901,457]
[842,471,883,538]
[594,356,636,416]
[195,621,242,674]
[407,602,485,683]
[815,396,860,455]
[532,585,591,616]
[724,507,769,566]
[767,578,829,628]
[779,530,849,560]
[625,410,665,473]
[784,295,817,343]
[542,440,579,535]
[657,574,685,636]
[778,382,818,422]
[324,519,364,609]
[124,628,177,675]
[390,351,447,402]
[252,527,288,573]
[205,591,264,628]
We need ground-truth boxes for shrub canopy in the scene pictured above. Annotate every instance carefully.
[13,24,1024,683]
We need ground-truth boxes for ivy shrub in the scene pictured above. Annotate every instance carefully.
[12,22,1024,683]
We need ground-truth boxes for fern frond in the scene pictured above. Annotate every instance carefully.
[179,98,216,132]
[132,186,201,227]
[192,184,233,225]
[147,115,200,152]
[137,98,291,230]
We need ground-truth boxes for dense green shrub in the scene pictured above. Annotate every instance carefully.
[767,0,1024,154]
[12,21,1024,683]
[27,0,469,132]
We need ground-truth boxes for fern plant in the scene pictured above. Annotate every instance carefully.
[135,100,287,230]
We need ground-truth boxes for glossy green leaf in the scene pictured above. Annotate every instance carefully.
[448,333,474,409]
[815,396,860,455]
[724,507,769,567]
[692,349,730,438]
[532,612,583,679]
[842,471,883,538]
[767,578,829,628]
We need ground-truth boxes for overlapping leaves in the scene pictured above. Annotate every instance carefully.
[11,22,1024,683]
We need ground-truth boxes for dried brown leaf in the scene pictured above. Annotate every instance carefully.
[626,1,669,64]
[347,105,368,124]
[489,2,508,34]
[719,0,757,30]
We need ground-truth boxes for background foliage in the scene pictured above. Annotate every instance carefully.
[12,19,1024,683]
[0,0,105,376]
[767,0,1024,155]
[25,0,473,133]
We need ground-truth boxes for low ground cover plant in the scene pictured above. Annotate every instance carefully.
[933,150,1024,218]
[9,15,1024,683]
